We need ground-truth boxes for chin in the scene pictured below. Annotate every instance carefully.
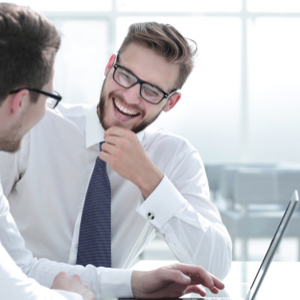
[0,139,21,153]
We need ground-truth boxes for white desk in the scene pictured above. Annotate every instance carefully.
[132,260,300,299]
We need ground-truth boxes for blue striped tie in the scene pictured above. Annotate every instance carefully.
[76,142,111,267]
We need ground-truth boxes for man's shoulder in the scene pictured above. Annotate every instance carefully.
[47,102,93,119]
[143,127,203,171]
[29,102,95,139]
[39,102,94,129]
[144,126,195,152]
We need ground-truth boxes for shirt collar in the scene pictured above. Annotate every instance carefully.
[85,104,145,148]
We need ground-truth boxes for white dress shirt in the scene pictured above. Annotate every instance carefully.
[0,103,232,279]
[0,243,82,300]
[0,179,132,299]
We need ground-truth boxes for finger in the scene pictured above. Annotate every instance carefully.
[200,273,223,293]
[101,141,116,155]
[98,150,110,163]
[160,269,191,286]
[176,264,224,290]
[104,126,128,138]
[208,273,225,290]
[169,264,209,284]
[185,285,207,296]
[210,286,220,294]
[53,271,68,285]
[72,274,81,282]
[211,274,225,290]
[55,271,67,279]
[105,136,131,152]
[104,135,120,146]
[189,274,224,291]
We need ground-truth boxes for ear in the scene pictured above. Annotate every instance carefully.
[104,54,116,77]
[163,92,181,112]
[9,89,29,115]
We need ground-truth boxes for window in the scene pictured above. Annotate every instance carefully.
[7,0,300,163]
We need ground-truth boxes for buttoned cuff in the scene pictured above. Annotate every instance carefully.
[136,176,186,229]
[100,268,133,300]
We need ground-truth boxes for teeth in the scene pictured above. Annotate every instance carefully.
[114,99,138,116]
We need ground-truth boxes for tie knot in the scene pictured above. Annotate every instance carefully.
[98,142,106,165]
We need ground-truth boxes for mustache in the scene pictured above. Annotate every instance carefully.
[109,92,145,116]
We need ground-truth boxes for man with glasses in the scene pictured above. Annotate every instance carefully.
[0,22,232,279]
[0,3,93,299]
[0,3,226,299]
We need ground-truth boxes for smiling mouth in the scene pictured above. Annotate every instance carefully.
[113,98,140,118]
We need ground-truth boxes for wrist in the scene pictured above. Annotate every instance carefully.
[131,270,144,298]
[137,167,164,199]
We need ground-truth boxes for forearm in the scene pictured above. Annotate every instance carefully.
[26,259,133,300]
[0,244,80,300]
[0,187,132,300]
[161,208,232,279]
[137,176,232,279]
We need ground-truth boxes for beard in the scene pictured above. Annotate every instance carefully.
[0,103,34,153]
[98,78,165,134]
[0,122,23,153]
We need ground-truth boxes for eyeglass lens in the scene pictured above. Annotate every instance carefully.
[114,66,164,104]
[46,97,59,109]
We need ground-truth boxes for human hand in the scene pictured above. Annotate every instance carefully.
[100,126,163,198]
[131,263,224,299]
[51,272,95,300]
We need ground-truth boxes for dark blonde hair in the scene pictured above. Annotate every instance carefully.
[118,22,197,90]
[0,3,61,104]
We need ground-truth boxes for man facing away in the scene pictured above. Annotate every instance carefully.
[0,20,232,278]
[0,2,93,299]
[0,3,225,300]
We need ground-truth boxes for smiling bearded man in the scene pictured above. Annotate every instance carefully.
[98,42,180,134]
[0,22,232,281]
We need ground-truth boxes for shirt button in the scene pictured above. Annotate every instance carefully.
[75,244,78,249]
[147,212,155,220]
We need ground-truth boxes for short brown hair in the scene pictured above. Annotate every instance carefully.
[0,3,61,104]
[118,22,197,90]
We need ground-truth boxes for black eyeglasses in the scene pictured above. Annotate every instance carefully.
[9,88,62,109]
[112,55,177,105]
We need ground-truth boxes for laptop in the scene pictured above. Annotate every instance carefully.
[190,190,299,300]
[121,190,299,300]
[240,190,299,300]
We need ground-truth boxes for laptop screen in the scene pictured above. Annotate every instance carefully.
[249,191,299,300]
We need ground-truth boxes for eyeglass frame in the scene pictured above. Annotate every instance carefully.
[112,54,178,105]
[9,88,62,109]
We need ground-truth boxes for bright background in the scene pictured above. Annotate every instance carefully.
[7,0,300,164]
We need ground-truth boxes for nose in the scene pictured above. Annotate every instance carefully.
[122,83,142,105]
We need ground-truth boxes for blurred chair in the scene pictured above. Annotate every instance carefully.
[220,166,240,208]
[276,169,300,259]
[221,168,281,260]
[221,166,300,260]
[277,169,300,206]
[204,163,224,201]
[220,163,278,208]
